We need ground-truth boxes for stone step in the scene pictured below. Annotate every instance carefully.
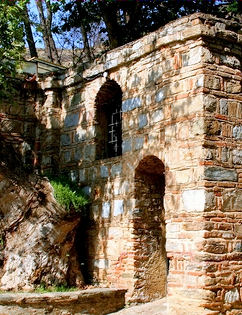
[0,288,127,315]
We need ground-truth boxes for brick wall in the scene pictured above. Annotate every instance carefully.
[201,34,242,314]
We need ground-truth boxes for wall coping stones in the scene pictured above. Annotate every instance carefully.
[0,288,127,315]
[40,13,241,90]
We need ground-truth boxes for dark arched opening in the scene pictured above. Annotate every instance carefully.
[133,155,167,302]
[95,80,122,159]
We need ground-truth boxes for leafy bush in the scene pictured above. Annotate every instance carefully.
[49,175,89,212]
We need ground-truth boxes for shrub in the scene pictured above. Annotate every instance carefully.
[49,175,89,212]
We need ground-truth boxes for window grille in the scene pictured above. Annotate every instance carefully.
[95,80,122,160]
[107,105,122,157]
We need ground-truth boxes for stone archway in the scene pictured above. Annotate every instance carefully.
[132,155,167,302]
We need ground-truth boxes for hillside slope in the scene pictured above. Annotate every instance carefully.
[0,137,84,291]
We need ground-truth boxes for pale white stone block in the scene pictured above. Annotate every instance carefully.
[94,259,109,269]
[146,94,152,105]
[114,180,121,196]
[224,289,240,304]
[109,227,123,238]
[196,76,204,88]
[166,239,183,252]
[166,223,180,233]
[75,126,86,142]
[176,169,192,184]
[70,170,78,182]
[188,46,202,65]
[87,126,96,138]
[102,202,110,218]
[151,109,164,124]
[114,200,124,216]
[133,41,142,50]
[182,189,205,212]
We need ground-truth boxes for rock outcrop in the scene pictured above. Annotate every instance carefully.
[0,138,84,291]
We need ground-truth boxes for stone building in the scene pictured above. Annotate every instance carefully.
[0,13,241,314]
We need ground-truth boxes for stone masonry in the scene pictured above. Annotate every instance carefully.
[0,13,241,315]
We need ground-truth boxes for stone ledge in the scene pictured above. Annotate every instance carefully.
[0,288,127,315]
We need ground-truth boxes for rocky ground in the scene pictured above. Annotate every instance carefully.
[109,295,207,315]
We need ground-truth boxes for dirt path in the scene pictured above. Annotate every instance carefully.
[108,298,168,315]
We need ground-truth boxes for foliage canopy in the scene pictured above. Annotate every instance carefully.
[62,0,241,50]
[0,0,241,91]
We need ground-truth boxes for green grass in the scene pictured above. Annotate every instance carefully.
[35,284,78,293]
[0,286,79,294]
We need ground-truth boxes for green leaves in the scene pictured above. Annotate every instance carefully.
[50,176,89,212]
[226,0,240,13]
[0,0,25,97]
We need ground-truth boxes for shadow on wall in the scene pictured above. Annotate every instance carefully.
[64,79,124,286]
[132,155,167,302]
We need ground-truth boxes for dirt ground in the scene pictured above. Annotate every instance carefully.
[108,298,168,315]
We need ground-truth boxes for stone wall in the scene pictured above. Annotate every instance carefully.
[0,13,241,315]
[0,83,38,168]
[56,13,208,304]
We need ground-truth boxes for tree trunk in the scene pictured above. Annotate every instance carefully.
[98,2,120,49]
[80,23,92,63]
[45,0,60,64]
[23,4,38,58]
[35,0,60,64]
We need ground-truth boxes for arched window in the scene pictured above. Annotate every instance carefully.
[95,80,122,159]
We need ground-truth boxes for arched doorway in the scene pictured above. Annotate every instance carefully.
[133,155,167,302]
[95,80,122,159]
